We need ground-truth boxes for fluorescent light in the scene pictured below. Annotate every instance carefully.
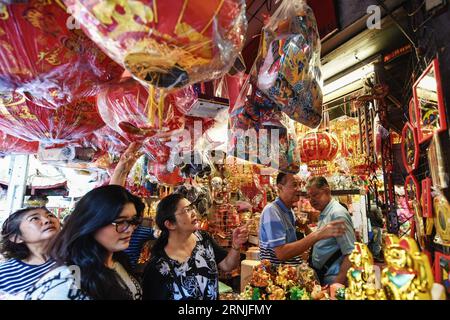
[323,64,375,96]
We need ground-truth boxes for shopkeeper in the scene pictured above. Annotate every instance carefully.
[259,172,346,266]
[306,176,356,285]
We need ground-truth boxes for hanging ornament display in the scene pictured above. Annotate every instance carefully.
[434,193,450,246]
[63,0,247,89]
[0,129,39,156]
[0,0,123,109]
[252,0,323,127]
[0,92,104,145]
[401,122,419,174]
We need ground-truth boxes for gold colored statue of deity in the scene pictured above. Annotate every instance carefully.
[381,235,434,300]
[346,242,385,300]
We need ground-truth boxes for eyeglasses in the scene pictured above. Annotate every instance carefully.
[176,203,198,216]
[111,216,142,233]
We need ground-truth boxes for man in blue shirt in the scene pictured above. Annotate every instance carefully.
[307,176,356,285]
[259,172,346,266]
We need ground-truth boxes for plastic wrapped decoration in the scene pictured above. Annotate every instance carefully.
[0,130,39,157]
[63,0,247,89]
[98,78,217,164]
[0,92,104,145]
[0,0,123,109]
[228,81,301,173]
[91,126,128,158]
[253,0,323,127]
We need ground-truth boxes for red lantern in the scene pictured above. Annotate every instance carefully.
[0,92,104,145]
[0,0,123,109]
[63,0,246,88]
[298,131,338,174]
[0,130,39,156]
[299,131,338,162]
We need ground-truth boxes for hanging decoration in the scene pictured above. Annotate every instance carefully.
[63,0,247,89]
[298,131,338,175]
[253,0,323,127]
[0,129,39,156]
[0,92,104,145]
[0,0,123,109]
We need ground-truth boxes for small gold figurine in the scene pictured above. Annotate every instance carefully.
[346,242,383,300]
[381,235,434,300]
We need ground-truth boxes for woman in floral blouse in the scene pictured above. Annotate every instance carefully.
[143,193,248,300]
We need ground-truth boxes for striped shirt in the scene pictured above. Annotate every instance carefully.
[0,258,56,295]
[124,226,156,269]
[259,198,301,265]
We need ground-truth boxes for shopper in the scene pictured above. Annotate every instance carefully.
[25,185,144,300]
[259,172,346,266]
[108,141,159,270]
[142,193,248,300]
[367,204,384,263]
[306,176,356,285]
[0,207,61,296]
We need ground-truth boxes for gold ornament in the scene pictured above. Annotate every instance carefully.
[346,242,385,300]
[381,235,434,300]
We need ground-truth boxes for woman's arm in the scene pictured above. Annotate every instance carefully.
[109,142,143,186]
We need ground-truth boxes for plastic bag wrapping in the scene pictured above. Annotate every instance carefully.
[0,129,39,156]
[228,75,301,173]
[91,126,128,157]
[63,0,247,89]
[97,78,218,169]
[252,0,323,127]
[0,0,123,109]
[0,92,104,145]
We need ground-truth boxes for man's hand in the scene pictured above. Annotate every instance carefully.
[316,220,346,240]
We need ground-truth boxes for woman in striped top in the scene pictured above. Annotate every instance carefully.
[0,207,61,296]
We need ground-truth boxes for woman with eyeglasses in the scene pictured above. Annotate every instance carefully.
[0,207,61,297]
[142,193,249,300]
[25,185,144,300]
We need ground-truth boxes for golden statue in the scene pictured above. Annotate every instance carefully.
[346,242,385,300]
[381,235,434,300]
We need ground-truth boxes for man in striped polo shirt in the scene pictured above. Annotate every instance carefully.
[259,172,346,266]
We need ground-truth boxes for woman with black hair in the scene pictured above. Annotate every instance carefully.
[25,185,145,300]
[0,207,60,296]
[142,194,249,300]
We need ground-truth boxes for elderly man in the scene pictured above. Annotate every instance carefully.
[259,172,345,266]
[306,176,356,285]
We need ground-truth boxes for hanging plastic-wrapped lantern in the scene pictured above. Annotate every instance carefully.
[298,131,338,174]
[0,130,39,156]
[228,80,301,173]
[63,0,247,89]
[253,0,323,127]
[0,0,123,109]
[0,92,104,145]
[98,77,218,164]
